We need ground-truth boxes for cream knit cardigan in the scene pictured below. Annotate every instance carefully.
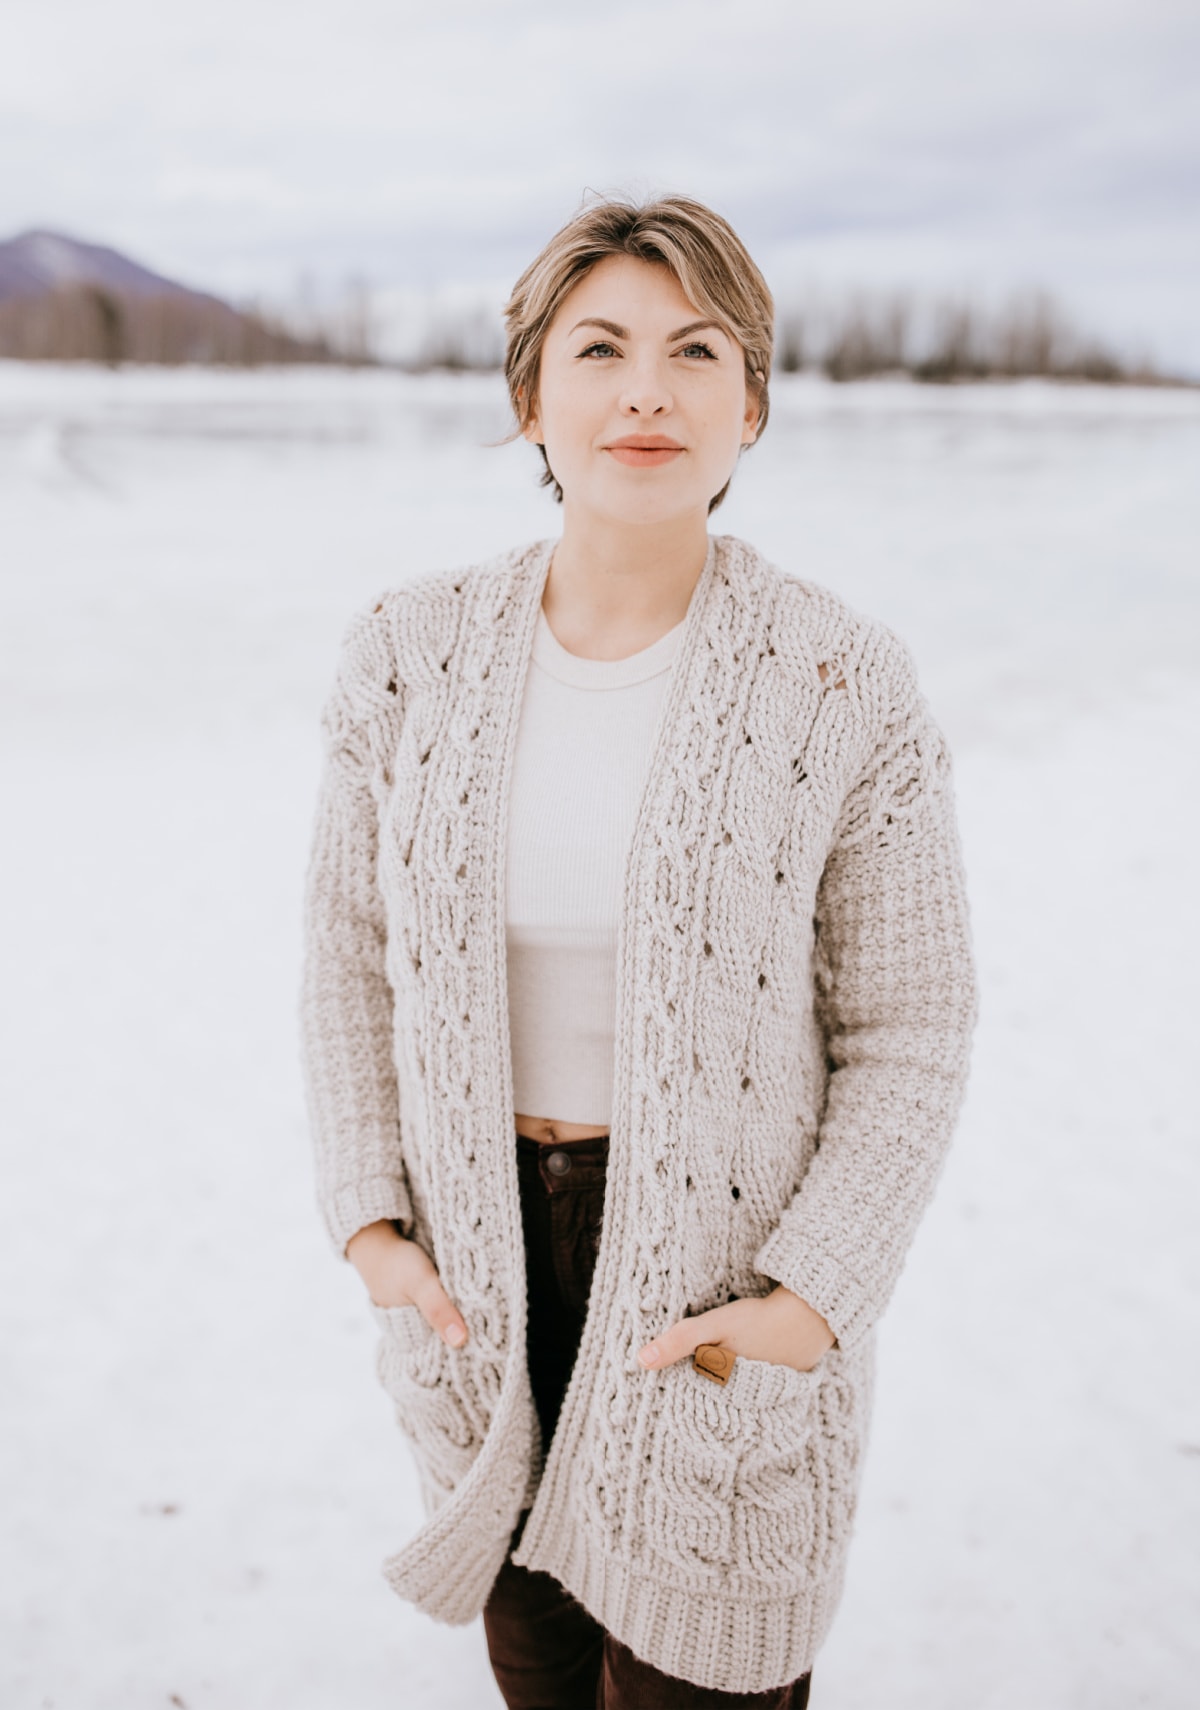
[299,533,978,1694]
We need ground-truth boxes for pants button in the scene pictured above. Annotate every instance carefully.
[545,1150,572,1177]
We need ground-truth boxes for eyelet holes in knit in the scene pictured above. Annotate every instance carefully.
[817,659,848,691]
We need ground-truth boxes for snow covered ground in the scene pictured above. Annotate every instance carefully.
[1,364,1198,1709]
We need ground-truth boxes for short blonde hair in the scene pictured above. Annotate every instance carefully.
[503,192,774,514]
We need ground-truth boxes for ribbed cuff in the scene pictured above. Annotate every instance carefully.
[326,1175,415,1261]
[752,1226,875,1355]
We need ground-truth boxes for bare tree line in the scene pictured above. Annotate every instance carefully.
[0,277,1187,387]
[409,302,506,372]
[773,286,1172,384]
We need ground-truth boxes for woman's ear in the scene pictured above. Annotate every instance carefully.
[517,384,543,446]
[741,385,762,446]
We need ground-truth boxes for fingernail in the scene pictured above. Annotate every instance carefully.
[638,1343,659,1367]
[444,1323,466,1347]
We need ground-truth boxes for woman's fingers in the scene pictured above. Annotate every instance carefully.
[638,1303,735,1368]
[636,1291,836,1373]
[375,1238,469,1347]
[407,1257,469,1347]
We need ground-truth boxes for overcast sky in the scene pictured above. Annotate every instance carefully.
[4,0,1198,370]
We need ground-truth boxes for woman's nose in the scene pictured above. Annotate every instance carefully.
[619,359,672,416]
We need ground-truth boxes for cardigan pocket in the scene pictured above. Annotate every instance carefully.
[642,1352,829,1586]
[370,1301,483,1500]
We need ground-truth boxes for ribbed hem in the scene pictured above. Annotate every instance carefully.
[513,1520,841,1696]
[753,1226,875,1354]
[326,1174,415,1260]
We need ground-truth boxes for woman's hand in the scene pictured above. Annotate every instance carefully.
[636,1285,836,1374]
[346,1219,469,1348]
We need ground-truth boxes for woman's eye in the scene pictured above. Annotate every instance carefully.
[679,341,718,360]
[578,341,618,359]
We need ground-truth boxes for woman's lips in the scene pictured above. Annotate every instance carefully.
[605,445,684,468]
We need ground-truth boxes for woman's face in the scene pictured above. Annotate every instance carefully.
[524,253,760,527]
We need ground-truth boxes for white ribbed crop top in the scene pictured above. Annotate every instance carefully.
[505,603,687,1125]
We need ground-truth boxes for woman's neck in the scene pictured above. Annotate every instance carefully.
[541,506,710,660]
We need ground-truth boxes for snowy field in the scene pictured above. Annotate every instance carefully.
[1,363,1198,1710]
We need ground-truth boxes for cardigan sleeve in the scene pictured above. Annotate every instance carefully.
[753,645,979,1353]
[299,594,415,1262]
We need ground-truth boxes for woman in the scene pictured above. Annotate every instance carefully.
[300,194,978,1707]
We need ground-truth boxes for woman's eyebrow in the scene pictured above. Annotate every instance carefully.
[569,317,628,338]
[667,319,728,341]
[568,317,729,342]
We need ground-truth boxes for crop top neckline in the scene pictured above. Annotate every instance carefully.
[532,604,687,691]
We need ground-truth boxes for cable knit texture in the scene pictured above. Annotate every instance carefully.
[298,533,978,1694]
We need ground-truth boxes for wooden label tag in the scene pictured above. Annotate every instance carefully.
[692,1343,735,1385]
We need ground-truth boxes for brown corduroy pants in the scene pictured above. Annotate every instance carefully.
[481,1130,813,1709]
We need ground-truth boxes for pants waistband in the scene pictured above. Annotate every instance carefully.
[515,1128,610,1191]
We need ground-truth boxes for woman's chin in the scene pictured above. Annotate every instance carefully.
[564,481,714,531]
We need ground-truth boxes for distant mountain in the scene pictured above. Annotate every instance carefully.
[0,228,224,308]
[0,228,373,366]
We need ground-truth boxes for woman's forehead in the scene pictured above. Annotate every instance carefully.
[551,255,724,336]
